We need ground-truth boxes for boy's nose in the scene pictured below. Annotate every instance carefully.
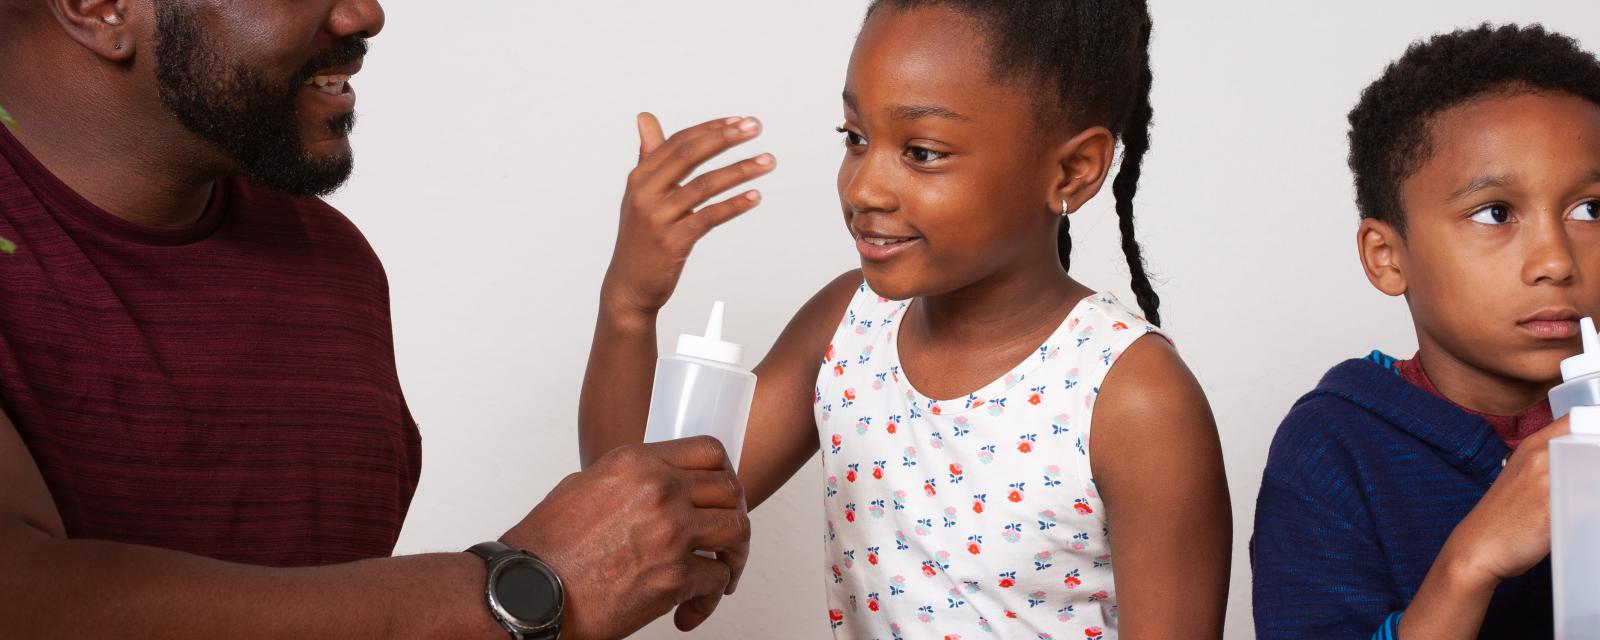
[1523,216,1578,287]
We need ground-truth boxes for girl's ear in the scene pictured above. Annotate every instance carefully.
[1050,125,1115,215]
[1358,218,1409,296]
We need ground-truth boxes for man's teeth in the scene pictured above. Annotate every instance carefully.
[304,74,350,96]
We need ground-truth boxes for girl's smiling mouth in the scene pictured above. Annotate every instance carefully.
[854,231,923,261]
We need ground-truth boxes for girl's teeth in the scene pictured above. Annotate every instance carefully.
[865,238,903,246]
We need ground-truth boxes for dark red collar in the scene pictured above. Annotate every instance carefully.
[1395,355,1552,449]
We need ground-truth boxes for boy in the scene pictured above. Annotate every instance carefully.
[1252,24,1600,639]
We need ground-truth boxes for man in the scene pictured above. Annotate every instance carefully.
[0,1,749,637]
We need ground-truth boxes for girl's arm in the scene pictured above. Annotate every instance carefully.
[578,113,773,467]
[577,113,856,511]
[1090,335,1232,638]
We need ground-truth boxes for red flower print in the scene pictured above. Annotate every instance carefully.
[873,467,884,479]
[971,398,985,408]
[845,511,856,523]
[887,423,898,434]
[973,501,985,514]
[832,565,842,579]
[1008,490,1024,503]
[846,469,858,483]
[1064,574,1082,588]
[868,552,879,565]
[833,363,846,377]
[930,406,942,415]
[832,434,843,448]
[1073,501,1094,515]
[1085,626,1103,639]
[924,482,937,497]
[843,389,856,401]
[1005,610,1018,619]
[1028,393,1043,406]
[1112,321,1129,331]
[1018,442,1033,453]
[829,608,844,623]
[967,542,981,555]
[825,345,836,362]
[868,600,880,612]
[922,564,938,577]
[998,577,1015,588]
[950,463,963,476]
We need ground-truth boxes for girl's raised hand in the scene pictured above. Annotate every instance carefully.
[602,113,775,317]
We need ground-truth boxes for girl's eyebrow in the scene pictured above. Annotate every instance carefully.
[841,91,971,122]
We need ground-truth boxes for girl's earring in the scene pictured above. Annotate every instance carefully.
[1060,199,1071,217]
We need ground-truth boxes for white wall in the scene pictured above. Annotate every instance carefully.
[328,2,1600,637]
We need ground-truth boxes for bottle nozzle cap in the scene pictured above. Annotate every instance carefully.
[676,301,745,366]
[1560,317,1600,382]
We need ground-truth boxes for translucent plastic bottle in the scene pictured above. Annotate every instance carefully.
[642,301,756,472]
[1551,318,1600,639]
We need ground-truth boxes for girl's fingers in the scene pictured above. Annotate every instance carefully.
[665,153,776,212]
[637,117,763,194]
[637,112,667,160]
[681,190,762,240]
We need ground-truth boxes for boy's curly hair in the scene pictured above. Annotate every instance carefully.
[1349,24,1600,233]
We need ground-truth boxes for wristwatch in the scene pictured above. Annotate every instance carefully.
[466,541,565,640]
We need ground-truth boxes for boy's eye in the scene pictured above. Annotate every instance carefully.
[836,127,865,147]
[1568,199,1600,222]
[905,146,949,164]
[1468,204,1512,225]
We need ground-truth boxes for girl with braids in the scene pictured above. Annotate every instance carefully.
[579,1,1230,637]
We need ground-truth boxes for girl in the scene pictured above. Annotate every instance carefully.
[581,2,1231,637]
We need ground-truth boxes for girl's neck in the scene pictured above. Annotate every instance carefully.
[907,260,1094,348]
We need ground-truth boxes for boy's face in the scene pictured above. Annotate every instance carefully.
[1366,91,1600,389]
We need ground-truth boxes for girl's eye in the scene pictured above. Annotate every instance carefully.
[905,146,949,164]
[1468,204,1512,225]
[836,127,865,147]
[1568,199,1600,222]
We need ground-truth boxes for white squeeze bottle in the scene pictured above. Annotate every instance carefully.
[642,301,756,472]
[1551,317,1600,639]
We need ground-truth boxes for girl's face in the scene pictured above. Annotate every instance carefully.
[837,6,1068,301]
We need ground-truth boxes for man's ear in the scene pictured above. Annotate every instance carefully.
[1048,125,1115,216]
[1358,217,1409,297]
[48,0,136,63]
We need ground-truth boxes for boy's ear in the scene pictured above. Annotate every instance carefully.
[1358,218,1408,297]
[1049,126,1115,215]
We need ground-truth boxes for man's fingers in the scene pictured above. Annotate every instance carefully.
[665,153,775,212]
[637,117,763,193]
[684,469,744,509]
[685,507,752,555]
[645,435,734,471]
[637,112,666,160]
[673,564,729,632]
[719,544,750,596]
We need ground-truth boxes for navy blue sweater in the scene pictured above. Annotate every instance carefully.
[1251,357,1552,638]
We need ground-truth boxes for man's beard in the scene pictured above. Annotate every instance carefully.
[153,5,365,197]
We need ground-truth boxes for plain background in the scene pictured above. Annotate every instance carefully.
[326,1,1600,637]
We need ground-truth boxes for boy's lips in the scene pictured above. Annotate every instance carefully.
[1517,308,1582,339]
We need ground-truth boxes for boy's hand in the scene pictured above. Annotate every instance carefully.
[1447,415,1571,584]
[602,113,775,318]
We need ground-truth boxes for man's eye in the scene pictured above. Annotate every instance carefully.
[905,146,949,164]
[1568,199,1600,222]
[1468,204,1512,225]
[836,127,865,147]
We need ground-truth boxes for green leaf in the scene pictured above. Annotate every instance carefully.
[0,235,14,255]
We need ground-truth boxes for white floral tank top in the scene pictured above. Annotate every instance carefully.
[813,282,1165,639]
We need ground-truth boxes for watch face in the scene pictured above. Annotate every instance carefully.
[496,560,560,625]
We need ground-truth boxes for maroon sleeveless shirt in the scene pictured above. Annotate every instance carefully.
[0,126,420,566]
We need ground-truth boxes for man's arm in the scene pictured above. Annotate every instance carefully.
[1,408,748,638]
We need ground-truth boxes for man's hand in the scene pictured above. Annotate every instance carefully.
[506,436,751,638]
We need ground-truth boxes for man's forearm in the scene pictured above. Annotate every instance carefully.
[1,521,499,639]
